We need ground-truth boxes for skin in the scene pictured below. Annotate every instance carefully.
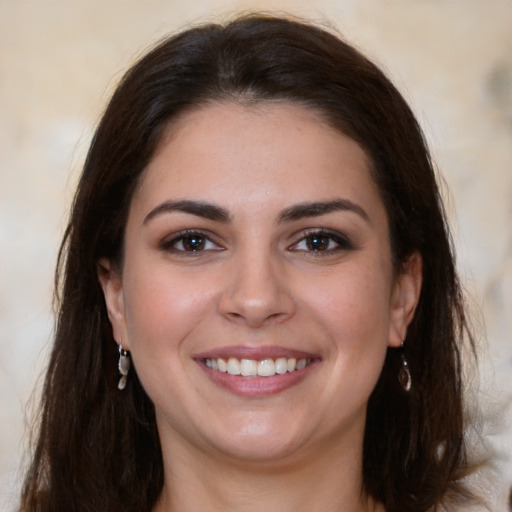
[99,102,422,512]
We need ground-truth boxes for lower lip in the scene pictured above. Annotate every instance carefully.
[197,360,319,397]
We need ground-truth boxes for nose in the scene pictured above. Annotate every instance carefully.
[218,247,296,328]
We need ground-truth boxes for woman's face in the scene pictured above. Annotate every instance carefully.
[100,102,421,465]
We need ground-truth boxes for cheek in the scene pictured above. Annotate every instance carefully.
[303,263,392,388]
[309,265,392,339]
[119,265,219,410]
[122,262,217,353]
[287,264,393,429]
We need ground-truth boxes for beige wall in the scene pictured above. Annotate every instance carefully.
[1,1,511,510]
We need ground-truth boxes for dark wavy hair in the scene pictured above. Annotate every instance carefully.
[20,14,477,512]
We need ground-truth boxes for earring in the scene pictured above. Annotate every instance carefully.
[117,343,131,390]
[398,341,412,392]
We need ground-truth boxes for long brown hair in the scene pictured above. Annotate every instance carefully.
[21,14,476,512]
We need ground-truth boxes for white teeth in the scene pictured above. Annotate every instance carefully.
[227,357,241,375]
[275,357,288,374]
[296,358,307,370]
[240,359,257,376]
[204,356,311,377]
[258,359,275,377]
[218,358,227,372]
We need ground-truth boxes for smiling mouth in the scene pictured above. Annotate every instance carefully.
[204,357,312,377]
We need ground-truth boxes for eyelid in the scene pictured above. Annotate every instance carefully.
[160,229,224,254]
[288,228,354,253]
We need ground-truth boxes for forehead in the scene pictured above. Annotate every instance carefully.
[131,101,384,221]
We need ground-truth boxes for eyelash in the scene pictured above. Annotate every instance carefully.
[289,229,353,254]
[160,230,223,254]
[160,229,353,256]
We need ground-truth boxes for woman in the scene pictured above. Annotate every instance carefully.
[20,14,480,512]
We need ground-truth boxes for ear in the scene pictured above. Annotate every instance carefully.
[388,252,423,348]
[97,258,129,351]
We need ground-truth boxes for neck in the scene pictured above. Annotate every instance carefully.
[153,428,383,512]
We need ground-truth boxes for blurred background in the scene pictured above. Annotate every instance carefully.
[1,1,511,510]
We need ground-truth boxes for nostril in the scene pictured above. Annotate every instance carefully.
[221,302,293,328]
[226,311,244,320]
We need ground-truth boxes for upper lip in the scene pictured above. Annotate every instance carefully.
[194,345,321,361]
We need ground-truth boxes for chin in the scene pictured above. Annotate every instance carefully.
[197,414,321,465]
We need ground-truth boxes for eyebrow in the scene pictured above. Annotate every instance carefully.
[278,199,370,223]
[143,198,370,225]
[143,200,231,224]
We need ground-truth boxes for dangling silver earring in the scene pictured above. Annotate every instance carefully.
[398,341,412,392]
[117,343,131,390]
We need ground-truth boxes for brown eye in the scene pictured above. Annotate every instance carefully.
[306,234,330,251]
[180,234,206,251]
[161,230,224,254]
[290,230,353,254]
